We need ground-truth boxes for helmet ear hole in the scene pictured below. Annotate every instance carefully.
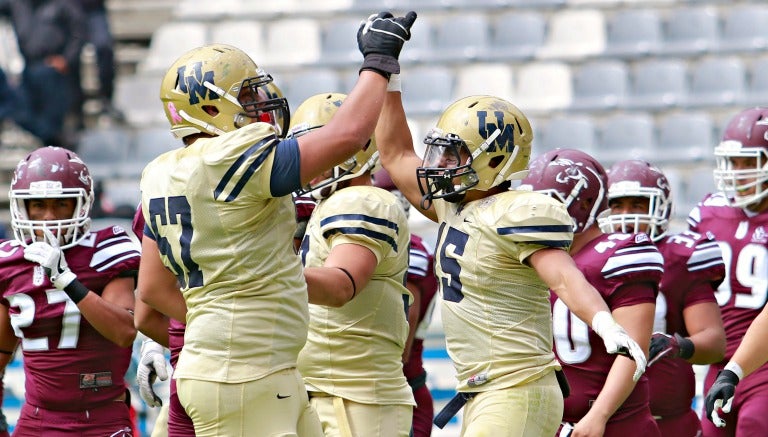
[488,155,504,169]
[202,105,219,116]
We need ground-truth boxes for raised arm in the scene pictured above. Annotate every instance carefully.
[298,12,417,186]
[375,86,437,221]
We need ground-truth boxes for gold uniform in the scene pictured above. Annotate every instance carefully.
[433,190,574,436]
[141,123,321,436]
[298,186,416,436]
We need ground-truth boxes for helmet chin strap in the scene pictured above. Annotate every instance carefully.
[179,110,226,136]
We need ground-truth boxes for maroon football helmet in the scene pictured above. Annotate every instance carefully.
[599,159,672,242]
[714,107,768,208]
[10,146,94,248]
[520,148,608,233]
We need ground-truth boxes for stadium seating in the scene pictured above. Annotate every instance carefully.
[661,6,719,56]
[538,115,598,156]
[656,112,715,163]
[597,112,656,164]
[719,4,768,53]
[209,20,266,61]
[537,9,606,60]
[402,66,454,116]
[686,57,746,108]
[138,21,209,73]
[604,9,663,58]
[487,11,546,62]
[454,64,515,103]
[428,13,491,63]
[514,62,573,113]
[626,59,688,111]
[570,60,629,111]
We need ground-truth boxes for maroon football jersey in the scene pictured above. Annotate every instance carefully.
[551,232,662,424]
[0,227,140,411]
[688,193,768,359]
[647,230,724,418]
[403,234,438,381]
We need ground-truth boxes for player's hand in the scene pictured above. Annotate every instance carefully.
[23,229,77,290]
[357,11,417,76]
[648,332,694,366]
[591,311,647,382]
[137,340,169,408]
[705,369,739,428]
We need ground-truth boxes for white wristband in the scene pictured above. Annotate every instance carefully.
[387,73,401,92]
[724,361,744,380]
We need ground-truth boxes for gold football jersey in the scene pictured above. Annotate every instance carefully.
[298,186,415,406]
[140,123,309,383]
[433,190,574,392]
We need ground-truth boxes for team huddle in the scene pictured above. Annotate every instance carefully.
[0,8,767,437]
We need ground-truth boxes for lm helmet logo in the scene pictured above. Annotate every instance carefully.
[177,62,218,105]
[477,111,515,152]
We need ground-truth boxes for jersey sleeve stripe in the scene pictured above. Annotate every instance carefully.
[688,242,725,272]
[213,135,276,202]
[323,227,398,252]
[96,234,134,248]
[93,253,141,272]
[408,249,429,277]
[497,224,573,235]
[320,213,400,233]
[497,224,573,247]
[602,247,664,278]
[91,241,141,267]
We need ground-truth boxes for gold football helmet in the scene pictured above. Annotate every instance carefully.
[160,44,290,139]
[417,95,533,205]
[260,80,290,138]
[288,93,379,199]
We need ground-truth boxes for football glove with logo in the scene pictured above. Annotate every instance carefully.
[705,368,739,428]
[648,332,695,366]
[357,11,417,78]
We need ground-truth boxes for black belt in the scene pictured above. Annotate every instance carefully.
[433,392,477,429]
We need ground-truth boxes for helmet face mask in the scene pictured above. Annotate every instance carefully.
[713,107,768,209]
[288,93,379,200]
[417,128,478,205]
[10,147,93,249]
[161,44,290,139]
[417,96,533,207]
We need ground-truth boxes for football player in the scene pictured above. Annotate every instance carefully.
[291,93,415,436]
[599,159,725,437]
[136,11,417,436]
[133,79,292,437]
[521,150,663,437]
[374,167,440,437]
[688,107,768,435]
[374,88,647,436]
[0,146,140,436]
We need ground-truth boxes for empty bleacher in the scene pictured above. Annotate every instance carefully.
[3,1,764,434]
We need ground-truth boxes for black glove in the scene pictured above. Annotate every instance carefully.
[357,11,417,78]
[704,369,739,428]
[648,332,695,366]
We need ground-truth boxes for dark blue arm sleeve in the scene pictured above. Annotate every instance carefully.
[270,137,302,197]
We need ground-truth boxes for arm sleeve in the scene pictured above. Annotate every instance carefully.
[269,137,301,197]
